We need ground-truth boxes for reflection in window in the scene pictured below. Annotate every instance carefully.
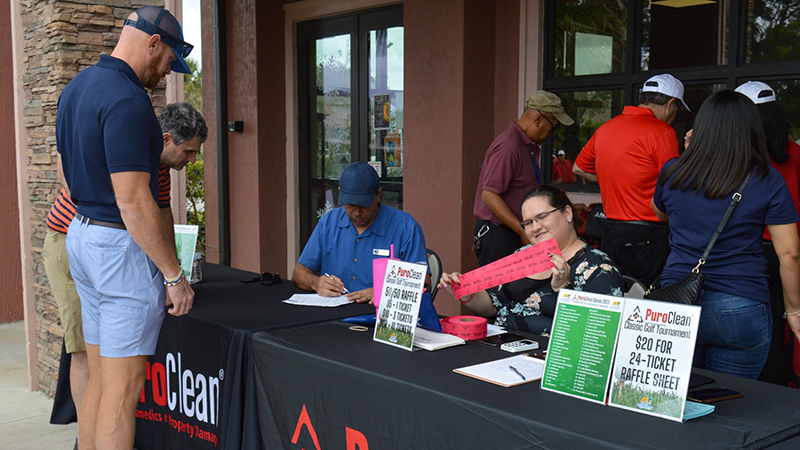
[766,80,800,142]
[315,35,352,182]
[552,90,624,185]
[555,0,626,77]
[368,27,404,210]
[642,0,728,71]
[746,0,800,65]
[664,83,725,150]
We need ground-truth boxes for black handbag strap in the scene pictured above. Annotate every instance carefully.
[648,170,753,292]
[693,170,753,272]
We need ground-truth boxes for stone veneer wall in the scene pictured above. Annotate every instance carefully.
[20,0,165,396]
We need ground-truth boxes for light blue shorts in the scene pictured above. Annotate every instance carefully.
[65,217,166,358]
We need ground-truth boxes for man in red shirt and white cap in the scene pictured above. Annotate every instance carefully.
[573,73,689,286]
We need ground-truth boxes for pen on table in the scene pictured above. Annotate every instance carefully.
[324,273,350,294]
[509,365,526,381]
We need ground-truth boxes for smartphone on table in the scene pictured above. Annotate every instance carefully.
[479,333,527,347]
[686,387,743,404]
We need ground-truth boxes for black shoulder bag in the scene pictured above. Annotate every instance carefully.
[644,172,752,305]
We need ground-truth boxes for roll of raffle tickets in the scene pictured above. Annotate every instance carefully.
[440,316,488,340]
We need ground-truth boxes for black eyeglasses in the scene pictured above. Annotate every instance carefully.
[241,272,282,286]
[520,207,563,230]
[537,111,558,132]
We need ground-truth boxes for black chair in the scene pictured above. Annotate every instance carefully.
[427,248,442,301]
[623,274,647,298]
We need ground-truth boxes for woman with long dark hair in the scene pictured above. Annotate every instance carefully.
[651,90,800,379]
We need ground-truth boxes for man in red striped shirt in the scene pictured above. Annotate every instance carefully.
[44,102,206,445]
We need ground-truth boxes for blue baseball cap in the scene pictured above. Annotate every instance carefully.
[124,6,193,74]
[338,162,380,207]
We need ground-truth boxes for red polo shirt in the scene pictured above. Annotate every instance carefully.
[575,106,679,221]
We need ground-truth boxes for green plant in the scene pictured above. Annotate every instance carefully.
[184,58,205,257]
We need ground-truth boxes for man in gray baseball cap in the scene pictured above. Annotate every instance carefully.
[293,162,428,303]
[472,90,574,267]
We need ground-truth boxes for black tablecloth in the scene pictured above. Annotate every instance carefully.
[252,321,800,450]
[51,263,374,449]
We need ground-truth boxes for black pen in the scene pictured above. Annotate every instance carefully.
[509,365,526,380]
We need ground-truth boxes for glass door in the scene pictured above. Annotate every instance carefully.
[298,6,403,246]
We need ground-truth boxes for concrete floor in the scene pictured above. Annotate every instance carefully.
[0,321,78,449]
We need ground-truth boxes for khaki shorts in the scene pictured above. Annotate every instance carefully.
[43,230,86,353]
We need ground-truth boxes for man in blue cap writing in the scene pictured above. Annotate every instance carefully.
[56,6,193,449]
[293,162,428,303]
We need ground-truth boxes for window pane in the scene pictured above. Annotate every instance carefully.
[768,79,800,142]
[554,0,627,77]
[310,34,352,225]
[746,0,800,64]
[552,89,625,186]
[659,82,725,149]
[642,0,728,71]
[369,27,404,209]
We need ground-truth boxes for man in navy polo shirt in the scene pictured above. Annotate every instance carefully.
[56,6,194,449]
[293,162,428,303]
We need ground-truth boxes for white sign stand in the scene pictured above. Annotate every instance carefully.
[373,261,426,351]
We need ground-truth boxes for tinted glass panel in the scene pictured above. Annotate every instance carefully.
[642,0,728,71]
[766,79,800,142]
[309,34,352,224]
[552,89,625,186]
[369,26,404,209]
[746,0,800,64]
[554,0,627,77]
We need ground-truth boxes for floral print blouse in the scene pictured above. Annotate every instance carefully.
[488,242,623,334]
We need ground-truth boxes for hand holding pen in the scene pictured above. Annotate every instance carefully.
[315,272,350,297]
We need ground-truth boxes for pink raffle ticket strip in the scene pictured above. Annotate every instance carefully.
[453,238,561,299]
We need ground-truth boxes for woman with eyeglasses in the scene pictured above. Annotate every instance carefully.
[651,90,800,380]
[438,185,623,335]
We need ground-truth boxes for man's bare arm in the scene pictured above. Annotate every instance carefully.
[573,163,598,182]
[111,171,193,315]
[292,262,347,296]
[481,190,530,245]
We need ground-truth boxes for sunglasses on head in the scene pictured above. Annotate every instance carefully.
[161,34,194,58]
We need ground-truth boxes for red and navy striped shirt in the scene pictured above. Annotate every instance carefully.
[47,166,172,234]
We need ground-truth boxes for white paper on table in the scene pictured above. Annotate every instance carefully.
[283,293,353,307]
[485,324,507,337]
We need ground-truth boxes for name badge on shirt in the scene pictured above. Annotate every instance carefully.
[373,248,390,256]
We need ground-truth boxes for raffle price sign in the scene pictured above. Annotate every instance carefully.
[373,261,426,351]
[608,298,700,422]
[541,290,624,404]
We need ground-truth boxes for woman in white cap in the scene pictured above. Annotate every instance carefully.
[736,81,800,383]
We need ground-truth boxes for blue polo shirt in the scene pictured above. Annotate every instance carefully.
[56,55,162,223]
[654,160,799,302]
[298,204,428,292]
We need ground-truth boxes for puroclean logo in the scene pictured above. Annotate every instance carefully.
[623,306,645,331]
[140,351,222,426]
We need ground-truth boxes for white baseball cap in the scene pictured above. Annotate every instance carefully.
[642,74,690,111]
[557,150,566,156]
[735,81,776,104]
